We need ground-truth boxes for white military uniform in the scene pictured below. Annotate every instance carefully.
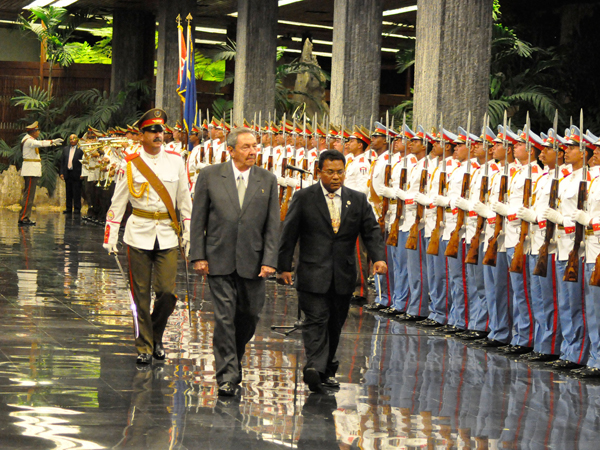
[344,150,371,195]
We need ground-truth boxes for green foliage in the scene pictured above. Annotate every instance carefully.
[395,48,415,74]
[211,98,233,123]
[195,51,226,82]
[69,27,113,64]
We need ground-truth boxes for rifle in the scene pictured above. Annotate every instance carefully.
[279,113,287,204]
[378,111,392,235]
[267,112,275,172]
[387,116,405,247]
[406,124,428,250]
[483,112,509,267]
[427,115,446,255]
[446,112,472,258]
[280,115,298,221]
[207,109,214,165]
[510,113,534,273]
[533,111,560,277]
[564,109,587,282]
[255,112,263,167]
[466,114,490,264]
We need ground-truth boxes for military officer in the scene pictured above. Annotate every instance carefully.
[102,108,192,365]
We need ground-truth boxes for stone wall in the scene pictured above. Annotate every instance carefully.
[0,166,65,209]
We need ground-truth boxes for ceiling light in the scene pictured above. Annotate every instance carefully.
[383,6,418,16]
[196,26,227,34]
[52,0,78,6]
[382,32,416,40]
[23,0,55,8]
[278,0,303,5]
[195,39,227,45]
[278,19,333,30]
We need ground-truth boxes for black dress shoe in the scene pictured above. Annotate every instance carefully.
[304,368,324,393]
[322,377,340,388]
[398,314,426,322]
[526,352,560,362]
[504,345,533,355]
[459,330,489,341]
[136,353,152,365]
[575,367,600,378]
[420,318,444,327]
[479,338,508,348]
[364,303,387,311]
[153,342,166,360]
[436,325,463,334]
[18,218,36,226]
[350,295,367,305]
[218,382,237,397]
[546,359,583,370]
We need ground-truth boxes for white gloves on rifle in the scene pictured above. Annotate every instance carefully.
[455,198,473,212]
[517,207,537,223]
[491,201,509,217]
[103,243,118,254]
[395,189,408,201]
[380,186,396,199]
[52,138,64,146]
[277,176,287,187]
[572,210,591,227]
[285,177,298,189]
[433,195,450,207]
[473,201,493,219]
[415,193,432,206]
[542,207,564,225]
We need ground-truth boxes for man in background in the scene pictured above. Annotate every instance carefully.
[60,134,84,215]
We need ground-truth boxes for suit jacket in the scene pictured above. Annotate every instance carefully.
[189,160,280,279]
[278,183,386,295]
[60,144,84,178]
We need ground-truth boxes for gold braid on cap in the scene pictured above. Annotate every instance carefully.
[126,162,150,200]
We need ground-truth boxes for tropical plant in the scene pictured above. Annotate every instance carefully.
[68,26,113,64]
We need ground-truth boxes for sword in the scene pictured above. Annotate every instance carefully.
[112,251,139,338]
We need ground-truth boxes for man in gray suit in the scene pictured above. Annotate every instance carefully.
[190,127,280,396]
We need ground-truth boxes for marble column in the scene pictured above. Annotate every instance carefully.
[413,0,493,132]
[232,0,277,126]
[330,0,384,126]
[155,0,196,124]
[110,10,155,95]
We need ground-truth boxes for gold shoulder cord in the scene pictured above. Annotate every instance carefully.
[127,161,150,199]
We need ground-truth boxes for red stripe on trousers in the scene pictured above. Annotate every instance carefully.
[522,254,534,347]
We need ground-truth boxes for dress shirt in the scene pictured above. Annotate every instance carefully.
[232,160,250,189]
[320,181,342,217]
[68,146,76,169]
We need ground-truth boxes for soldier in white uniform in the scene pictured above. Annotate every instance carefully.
[102,109,192,365]
[18,121,63,225]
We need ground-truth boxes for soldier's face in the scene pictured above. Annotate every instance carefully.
[540,147,556,167]
[230,132,258,170]
[492,142,505,160]
[332,138,344,152]
[393,139,405,155]
[141,130,164,151]
[371,135,386,151]
[564,144,583,165]
[454,143,469,162]
[347,138,362,155]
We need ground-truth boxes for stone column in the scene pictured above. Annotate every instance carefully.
[330,0,384,126]
[413,0,493,132]
[155,0,196,124]
[111,10,155,95]
[232,0,278,126]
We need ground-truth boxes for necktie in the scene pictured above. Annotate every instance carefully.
[327,193,340,233]
[237,175,246,208]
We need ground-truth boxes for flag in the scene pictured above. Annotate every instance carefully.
[182,20,197,134]
[176,21,186,100]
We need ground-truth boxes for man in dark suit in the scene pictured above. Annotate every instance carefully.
[60,134,84,214]
[277,150,387,393]
[190,127,280,397]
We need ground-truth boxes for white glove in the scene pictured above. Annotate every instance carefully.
[285,177,298,188]
[277,176,287,187]
[197,162,208,170]
[380,186,396,199]
[572,210,591,227]
[473,201,493,219]
[491,201,509,217]
[517,206,537,223]
[455,198,473,212]
[182,236,190,258]
[53,138,64,145]
[433,195,450,207]
[542,207,564,225]
[415,192,432,206]
[103,243,118,254]
[395,188,408,201]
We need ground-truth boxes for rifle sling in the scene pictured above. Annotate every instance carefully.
[130,155,181,235]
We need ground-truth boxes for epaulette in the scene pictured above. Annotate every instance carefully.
[509,167,517,177]
[532,165,539,174]
[359,156,365,163]
[472,161,480,170]
[384,153,389,161]
[561,168,571,177]
[446,159,453,167]
[125,152,140,162]
[310,150,317,158]
[409,155,417,164]
[490,163,499,172]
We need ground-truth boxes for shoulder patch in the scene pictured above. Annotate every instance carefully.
[384,154,389,161]
[310,151,317,158]
[410,155,417,164]
[532,165,539,174]
[359,156,365,163]
[446,159,453,167]
[561,168,571,177]
[490,163,499,172]
[509,167,517,177]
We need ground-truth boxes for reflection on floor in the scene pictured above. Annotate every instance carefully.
[0,209,599,449]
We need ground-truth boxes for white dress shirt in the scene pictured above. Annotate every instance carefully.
[232,160,250,189]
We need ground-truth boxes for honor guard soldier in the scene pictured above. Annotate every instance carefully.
[103,108,192,365]
[18,121,64,225]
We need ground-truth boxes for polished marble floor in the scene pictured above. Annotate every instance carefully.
[0,209,599,449]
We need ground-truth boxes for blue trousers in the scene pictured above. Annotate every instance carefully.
[425,236,449,324]
[447,239,468,329]
[466,242,488,332]
[483,252,512,343]
[389,230,409,310]
[555,259,589,364]
[506,248,534,347]
[406,229,429,317]
[529,254,562,355]
[585,263,600,369]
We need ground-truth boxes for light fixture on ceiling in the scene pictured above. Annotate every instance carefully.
[278,0,304,5]
[196,26,227,34]
[383,6,418,17]
[52,0,79,6]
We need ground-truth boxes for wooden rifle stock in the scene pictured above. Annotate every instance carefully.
[200,145,205,164]
[590,253,600,286]
[427,171,446,255]
[378,164,392,235]
[564,180,587,282]
[267,155,273,173]
[445,172,471,258]
[302,158,309,182]
[483,174,508,266]
[533,178,559,277]
[256,152,263,167]
[387,166,407,246]
[280,158,295,221]
[406,165,428,250]
[220,151,227,163]
[208,143,214,165]
[465,175,489,264]
[279,156,287,204]
[509,177,532,273]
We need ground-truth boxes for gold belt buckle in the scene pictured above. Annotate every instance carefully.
[153,211,160,220]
